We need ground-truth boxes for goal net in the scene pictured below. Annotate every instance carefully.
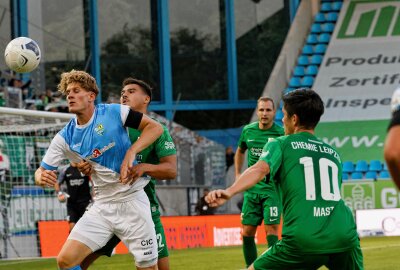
[0,107,72,259]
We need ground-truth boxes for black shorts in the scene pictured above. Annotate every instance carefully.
[67,201,90,223]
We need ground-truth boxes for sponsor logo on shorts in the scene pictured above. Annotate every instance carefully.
[141,239,153,246]
[144,251,153,255]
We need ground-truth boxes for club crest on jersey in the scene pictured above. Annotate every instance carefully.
[94,124,104,135]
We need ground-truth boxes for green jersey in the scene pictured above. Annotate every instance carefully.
[259,132,359,253]
[237,122,284,193]
[128,122,176,218]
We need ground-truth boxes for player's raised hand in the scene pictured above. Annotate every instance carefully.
[120,151,137,184]
[205,189,232,207]
[40,170,58,187]
[74,160,93,176]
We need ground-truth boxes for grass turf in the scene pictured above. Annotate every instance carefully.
[0,236,399,270]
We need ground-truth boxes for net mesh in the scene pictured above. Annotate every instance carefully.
[0,108,71,258]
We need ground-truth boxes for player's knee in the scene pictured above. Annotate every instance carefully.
[242,225,257,236]
[57,252,76,268]
[266,224,279,235]
[136,257,158,269]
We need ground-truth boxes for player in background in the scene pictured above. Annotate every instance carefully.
[80,77,177,270]
[34,70,163,270]
[207,89,363,270]
[234,97,284,267]
[55,163,92,232]
[384,87,400,189]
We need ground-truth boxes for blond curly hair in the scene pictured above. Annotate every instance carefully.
[57,70,99,96]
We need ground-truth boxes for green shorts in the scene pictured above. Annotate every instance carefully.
[95,217,169,259]
[253,241,364,270]
[241,192,281,226]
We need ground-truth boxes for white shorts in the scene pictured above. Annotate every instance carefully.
[68,189,157,266]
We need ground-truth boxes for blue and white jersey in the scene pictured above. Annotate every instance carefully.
[41,104,150,203]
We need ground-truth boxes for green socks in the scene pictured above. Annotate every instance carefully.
[267,234,278,248]
[243,236,257,267]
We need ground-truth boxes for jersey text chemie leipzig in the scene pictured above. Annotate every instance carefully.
[259,132,359,253]
[41,104,150,203]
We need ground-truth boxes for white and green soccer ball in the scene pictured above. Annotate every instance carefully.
[4,37,41,73]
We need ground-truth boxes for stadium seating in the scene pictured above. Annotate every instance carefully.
[301,76,314,87]
[285,1,343,106]
[275,109,283,121]
[306,34,319,44]
[355,160,368,173]
[310,55,323,65]
[314,44,327,54]
[293,66,305,76]
[342,161,354,173]
[302,45,314,55]
[365,171,378,180]
[380,170,390,179]
[322,23,335,33]
[369,160,383,172]
[314,13,326,23]
[289,77,302,88]
[350,172,363,180]
[318,33,331,43]
[305,65,318,76]
[326,12,339,22]
[383,162,388,171]
[298,55,309,65]
[321,2,332,12]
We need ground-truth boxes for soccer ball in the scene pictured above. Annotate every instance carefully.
[4,37,41,73]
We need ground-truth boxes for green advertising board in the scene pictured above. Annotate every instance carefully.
[315,120,388,161]
[342,179,400,214]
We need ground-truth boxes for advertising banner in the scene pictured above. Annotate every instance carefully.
[356,208,400,237]
[342,179,400,214]
[315,120,388,161]
[313,0,400,121]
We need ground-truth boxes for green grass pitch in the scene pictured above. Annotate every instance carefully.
[0,236,399,270]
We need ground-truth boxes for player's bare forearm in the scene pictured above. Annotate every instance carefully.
[142,155,177,180]
[227,161,269,196]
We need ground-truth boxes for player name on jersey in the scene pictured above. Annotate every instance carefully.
[314,206,335,217]
[290,140,341,162]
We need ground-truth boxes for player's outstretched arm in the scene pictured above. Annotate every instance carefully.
[207,160,270,207]
[35,167,57,187]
